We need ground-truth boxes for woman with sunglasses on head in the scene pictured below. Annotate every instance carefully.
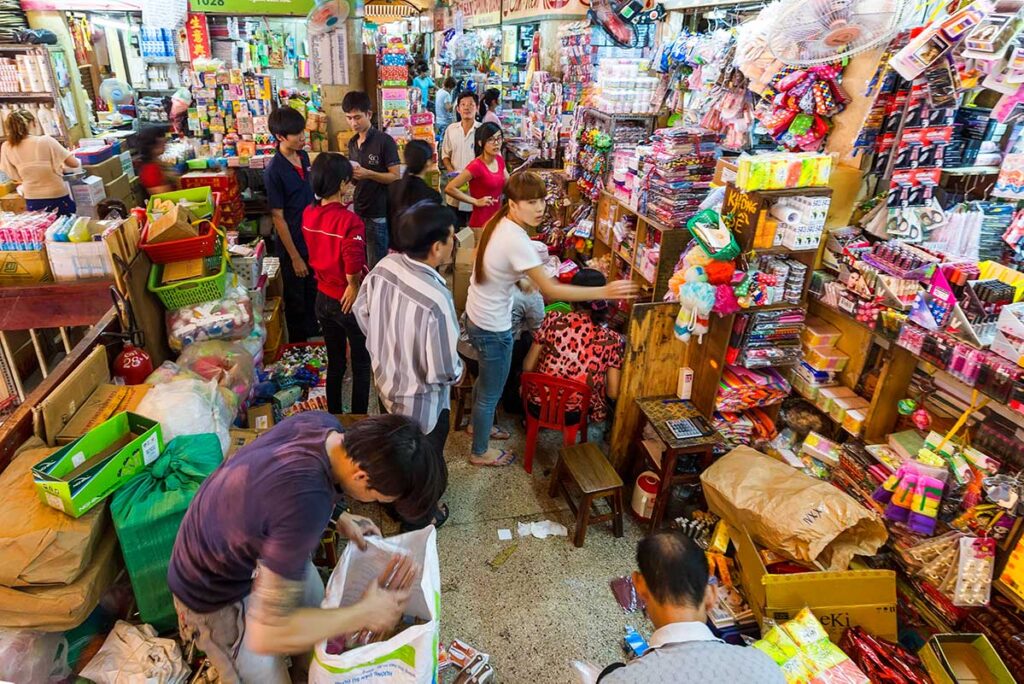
[444,122,506,238]
[463,171,639,467]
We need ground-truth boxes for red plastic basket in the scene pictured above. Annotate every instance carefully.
[139,192,223,264]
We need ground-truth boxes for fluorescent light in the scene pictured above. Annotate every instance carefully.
[91,17,136,32]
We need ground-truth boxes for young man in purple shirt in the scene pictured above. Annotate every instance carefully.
[168,411,446,683]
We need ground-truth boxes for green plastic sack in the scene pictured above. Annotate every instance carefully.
[110,433,223,632]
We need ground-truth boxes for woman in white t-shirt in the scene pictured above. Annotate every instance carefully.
[465,171,639,466]
[0,110,80,216]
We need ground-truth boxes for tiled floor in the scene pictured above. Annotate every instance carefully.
[353,411,652,684]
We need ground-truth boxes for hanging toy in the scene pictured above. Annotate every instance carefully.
[675,281,717,343]
[912,408,932,431]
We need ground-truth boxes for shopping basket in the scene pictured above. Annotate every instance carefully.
[140,189,223,263]
[147,247,230,309]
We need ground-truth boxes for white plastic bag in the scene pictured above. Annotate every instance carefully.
[309,527,440,684]
[135,378,232,454]
[0,629,69,683]
[79,620,188,684]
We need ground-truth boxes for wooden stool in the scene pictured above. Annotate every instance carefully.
[549,443,624,547]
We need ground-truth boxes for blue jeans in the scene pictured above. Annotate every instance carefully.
[467,320,513,456]
[365,216,388,268]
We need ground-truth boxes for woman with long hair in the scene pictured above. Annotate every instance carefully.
[0,109,80,215]
[464,171,638,466]
[388,139,441,231]
[444,122,505,237]
[301,152,371,416]
[137,125,177,196]
[478,88,501,126]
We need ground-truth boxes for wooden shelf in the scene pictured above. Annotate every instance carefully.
[0,92,53,100]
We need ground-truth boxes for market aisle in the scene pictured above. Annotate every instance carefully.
[351,407,651,683]
[437,427,649,683]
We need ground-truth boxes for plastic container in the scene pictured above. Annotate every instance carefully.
[72,145,115,165]
[186,158,209,170]
[146,187,216,222]
[147,248,230,309]
[631,471,660,520]
[140,220,219,264]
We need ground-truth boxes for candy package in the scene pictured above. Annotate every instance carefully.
[166,286,254,352]
[952,536,997,607]
[752,608,869,684]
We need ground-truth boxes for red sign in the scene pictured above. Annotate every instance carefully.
[186,13,211,62]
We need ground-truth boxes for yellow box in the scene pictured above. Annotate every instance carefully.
[0,248,53,284]
[919,634,1015,684]
[802,316,841,348]
[804,345,850,372]
[1,193,26,213]
[732,526,897,643]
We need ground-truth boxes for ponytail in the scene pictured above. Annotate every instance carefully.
[473,203,509,285]
[473,170,547,285]
[5,110,34,146]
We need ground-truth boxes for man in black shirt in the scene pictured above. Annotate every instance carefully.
[343,91,401,268]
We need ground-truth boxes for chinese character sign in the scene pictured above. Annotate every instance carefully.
[187,13,211,62]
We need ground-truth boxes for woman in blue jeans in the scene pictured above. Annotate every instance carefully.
[464,172,639,466]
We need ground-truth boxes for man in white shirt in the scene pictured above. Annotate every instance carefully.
[440,91,480,228]
[598,532,787,683]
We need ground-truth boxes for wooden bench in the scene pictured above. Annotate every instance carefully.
[549,442,624,547]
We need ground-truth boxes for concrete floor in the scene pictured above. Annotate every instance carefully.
[352,408,653,684]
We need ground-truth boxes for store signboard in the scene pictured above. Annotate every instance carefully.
[501,0,590,23]
[187,0,316,15]
[186,13,212,61]
[21,0,142,9]
[454,0,501,28]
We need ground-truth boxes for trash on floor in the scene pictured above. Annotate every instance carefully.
[517,520,569,539]
[497,528,512,541]
[487,544,517,571]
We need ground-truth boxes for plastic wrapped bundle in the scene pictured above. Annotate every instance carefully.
[111,434,223,632]
[166,287,254,352]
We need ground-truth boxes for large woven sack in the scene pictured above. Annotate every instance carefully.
[111,433,223,632]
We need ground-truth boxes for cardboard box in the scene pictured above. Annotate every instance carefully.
[104,173,133,204]
[0,247,53,284]
[453,228,476,313]
[83,156,124,186]
[47,240,114,282]
[118,151,135,179]
[731,526,897,642]
[34,346,110,446]
[226,428,259,460]
[0,193,26,213]
[32,412,164,517]
[918,634,1015,684]
[264,297,283,350]
[247,403,275,432]
[55,383,152,445]
[70,176,106,205]
[714,158,739,186]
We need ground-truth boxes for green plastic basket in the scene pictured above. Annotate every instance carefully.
[545,302,571,314]
[147,248,230,309]
[146,186,215,221]
[110,434,223,632]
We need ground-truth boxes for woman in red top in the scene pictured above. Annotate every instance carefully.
[137,126,176,196]
[523,269,625,423]
[301,152,371,415]
[444,122,506,236]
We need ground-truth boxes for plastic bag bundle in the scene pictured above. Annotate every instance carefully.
[166,286,254,352]
[111,434,223,632]
[79,621,189,684]
[0,629,70,683]
[176,341,255,410]
[136,379,233,455]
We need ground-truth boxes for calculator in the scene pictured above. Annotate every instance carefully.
[665,416,712,440]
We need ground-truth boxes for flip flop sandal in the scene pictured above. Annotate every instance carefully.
[466,425,511,440]
[400,503,450,533]
[453,654,489,684]
[474,664,495,683]
[468,450,516,467]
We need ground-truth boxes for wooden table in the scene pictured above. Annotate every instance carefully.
[632,397,725,532]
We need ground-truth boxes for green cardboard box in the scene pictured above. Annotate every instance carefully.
[32,412,163,518]
[918,634,1016,684]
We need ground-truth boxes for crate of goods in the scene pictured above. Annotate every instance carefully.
[73,145,116,165]
[110,433,223,631]
[70,176,106,207]
[0,247,53,284]
[229,239,265,289]
[147,247,230,309]
[47,240,114,282]
[32,412,164,518]
[141,188,220,263]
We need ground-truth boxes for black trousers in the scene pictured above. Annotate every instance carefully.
[315,292,371,414]
[280,255,320,343]
[502,332,534,414]
[454,209,472,228]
